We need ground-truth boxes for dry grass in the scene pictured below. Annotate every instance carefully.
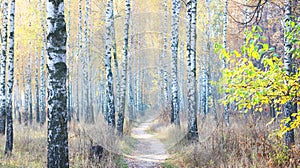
[1,109,299,168]
[150,112,300,168]
[0,115,130,168]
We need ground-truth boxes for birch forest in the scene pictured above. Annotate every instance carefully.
[0,0,299,167]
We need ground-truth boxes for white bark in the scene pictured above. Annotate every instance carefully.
[283,0,294,148]
[223,0,230,126]
[0,0,9,134]
[179,42,185,113]
[117,0,131,134]
[105,0,116,127]
[83,0,93,123]
[46,1,69,167]
[171,0,181,125]
[162,0,169,109]
[186,0,198,139]
[76,0,83,122]
[5,0,15,154]
[39,0,47,125]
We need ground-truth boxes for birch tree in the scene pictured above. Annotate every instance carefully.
[162,0,169,111]
[179,42,185,113]
[46,0,69,167]
[136,34,142,113]
[105,0,116,127]
[76,0,83,122]
[128,71,135,123]
[24,64,30,126]
[39,0,47,125]
[283,0,294,148]
[0,0,9,135]
[223,0,229,126]
[186,0,198,140]
[111,2,120,116]
[29,71,33,125]
[170,0,180,125]
[83,0,93,123]
[117,0,131,134]
[35,51,40,123]
[5,0,15,154]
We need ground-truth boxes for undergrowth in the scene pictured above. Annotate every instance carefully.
[0,115,132,168]
[150,112,300,168]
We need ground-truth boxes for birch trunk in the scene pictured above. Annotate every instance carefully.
[29,76,33,125]
[117,0,131,134]
[223,0,230,126]
[5,0,15,154]
[46,1,69,167]
[111,3,120,116]
[0,0,9,134]
[186,0,198,140]
[24,66,30,126]
[171,0,181,125]
[83,0,92,123]
[35,52,40,123]
[105,0,116,127]
[283,0,295,148]
[179,42,185,113]
[162,0,169,111]
[76,0,83,122]
[128,71,135,123]
[136,34,142,113]
[39,0,47,125]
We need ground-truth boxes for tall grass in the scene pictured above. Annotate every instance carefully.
[150,111,300,168]
[0,114,129,168]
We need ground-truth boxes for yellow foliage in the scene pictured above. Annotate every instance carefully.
[218,25,300,139]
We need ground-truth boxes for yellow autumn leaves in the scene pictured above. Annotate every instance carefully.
[217,25,300,137]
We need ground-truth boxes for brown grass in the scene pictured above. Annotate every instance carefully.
[0,115,129,168]
[150,112,300,168]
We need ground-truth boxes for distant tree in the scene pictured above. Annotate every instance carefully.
[24,53,33,125]
[111,0,120,117]
[170,0,181,126]
[179,42,185,113]
[46,0,69,167]
[29,64,33,125]
[128,71,135,123]
[24,63,30,126]
[162,0,169,111]
[83,0,94,123]
[283,0,294,148]
[15,81,21,124]
[35,51,40,123]
[136,34,142,114]
[76,0,83,122]
[39,0,47,125]
[218,1,300,148]
[5,0,15,154]
[186,0,198,140]
[105,0,116,127]
[117,0,131,134]
[0,0,9,135]
[223,0,229,126]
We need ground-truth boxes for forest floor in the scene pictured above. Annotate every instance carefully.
[125,119,169,168]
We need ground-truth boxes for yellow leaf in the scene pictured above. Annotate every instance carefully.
[233,50,241,58]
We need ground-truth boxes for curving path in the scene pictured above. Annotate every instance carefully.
[125,120,169,168]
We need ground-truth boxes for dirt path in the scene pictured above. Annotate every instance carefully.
[125,120,169,168]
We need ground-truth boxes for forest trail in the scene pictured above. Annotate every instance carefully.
[125,119,169,168]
